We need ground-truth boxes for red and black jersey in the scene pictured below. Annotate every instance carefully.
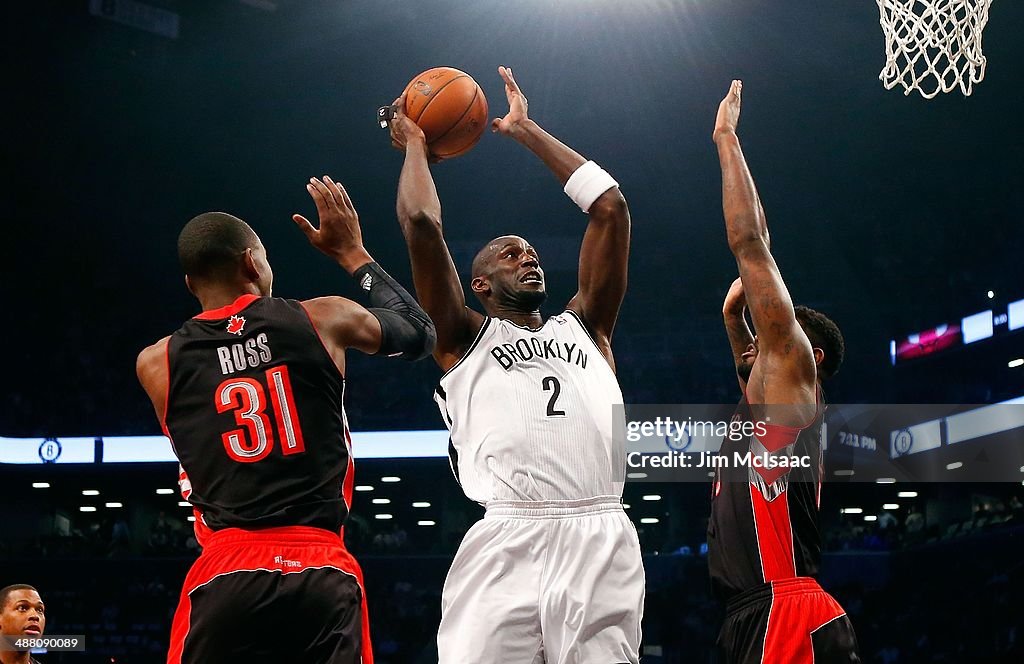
[164,294,354,534]
[707,393,825,602]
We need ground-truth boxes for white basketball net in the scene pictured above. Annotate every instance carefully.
[877,0,992,98]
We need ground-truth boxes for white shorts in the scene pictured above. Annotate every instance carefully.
[437,496,645,664]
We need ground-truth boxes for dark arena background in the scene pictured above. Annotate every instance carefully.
[4,1,1024,663]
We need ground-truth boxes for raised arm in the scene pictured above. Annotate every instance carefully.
[713,81,814,407]
[292,176,436,370]
[387,98,484,371]
[722,277,755,393]
[492,66,629,363]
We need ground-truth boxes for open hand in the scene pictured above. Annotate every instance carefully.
[491,65,529,136]
[292,176,372,272]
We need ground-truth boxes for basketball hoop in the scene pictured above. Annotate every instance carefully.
[877,0,993,98]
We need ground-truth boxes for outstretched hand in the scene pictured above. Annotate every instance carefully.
[292,176,372,273]
[491,65,529,136]
[713,79,742,142]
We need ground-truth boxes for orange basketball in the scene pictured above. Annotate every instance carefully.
[402,67,488,159]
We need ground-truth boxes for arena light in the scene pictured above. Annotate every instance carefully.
[962,310,994,344]
[1009,299,1024,331]
[987,290,995,299]
[178,501,190,507]
[622,503,631,509]
[876,477,896,484]
[355,485,374,492]
[105,502,123,508]
[79,506,97,512]
[864,515,878,522]
[898,491,918,498]
[412,502,431,508]
[82,489,100,496]
[707,471,715,477]
[1009,358,1024,368]
[375,514,393,520]
[417,520,436,526]
[372,498,390,505]
[626,472,647,479]
[840,507,863,514]
[642,494,661,501]
[32,482,50,488]
[156,488,174,495]
[640,517,659,524]
[381,476,401,483]
[946,461,963,470]
[187,516,196,522]
[834,469,855,477]
[882,503,900,510]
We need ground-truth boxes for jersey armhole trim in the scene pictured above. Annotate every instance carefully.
[563,309,613,365]
[438,317,492,382]
[160,338,172,437]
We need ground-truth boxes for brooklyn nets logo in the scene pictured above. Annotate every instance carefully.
[893,429,914,456]
[39,438,62,463]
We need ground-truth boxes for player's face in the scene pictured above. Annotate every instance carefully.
[484,237,546,310]
[0,590,45,638]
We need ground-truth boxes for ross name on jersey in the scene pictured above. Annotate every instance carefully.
[489,337,588,371]
[217,333,272,375]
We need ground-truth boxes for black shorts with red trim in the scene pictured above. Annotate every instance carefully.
[167,526,373,664]
[718,577,860,664]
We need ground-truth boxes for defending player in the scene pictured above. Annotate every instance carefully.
[385,66,643,664]
[708,80,860,663]
[136,176,435,664]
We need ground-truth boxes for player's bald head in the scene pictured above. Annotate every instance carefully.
[178,212,262,281]
[472,235,530,278]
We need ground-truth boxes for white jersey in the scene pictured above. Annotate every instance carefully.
[435,310,626,503]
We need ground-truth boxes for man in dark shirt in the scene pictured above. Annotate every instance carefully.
[137,176,434,664]
[707,81,859,664]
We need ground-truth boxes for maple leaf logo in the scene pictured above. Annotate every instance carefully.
[226,315,246,336]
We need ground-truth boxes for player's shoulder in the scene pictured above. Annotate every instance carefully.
[138,335,170,360]
[136,335,171,381]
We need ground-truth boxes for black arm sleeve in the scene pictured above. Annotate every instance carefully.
[353,262,436,361]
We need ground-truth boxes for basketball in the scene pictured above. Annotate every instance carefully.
[402,67,488,159]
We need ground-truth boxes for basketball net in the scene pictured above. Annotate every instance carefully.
[877,0,992,98]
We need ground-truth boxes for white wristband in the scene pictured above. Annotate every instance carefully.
[563,160,618,213]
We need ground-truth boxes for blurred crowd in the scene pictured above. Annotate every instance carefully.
[4,490,1022,663]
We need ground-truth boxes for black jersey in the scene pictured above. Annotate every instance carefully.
[707,393,825,602]
[164,294,353,533]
